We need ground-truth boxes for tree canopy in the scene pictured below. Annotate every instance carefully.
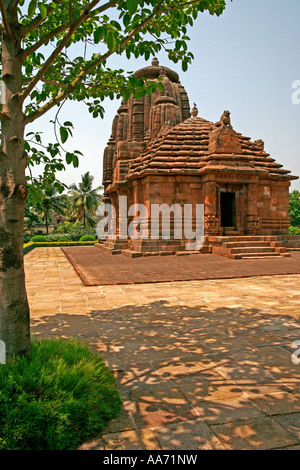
[0,0,221,198]
[289,190,300,228]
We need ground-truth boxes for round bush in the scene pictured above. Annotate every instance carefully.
[68,228,97,241]
[79,235,97,242]
[57,237,70,242]
[30,235,47,242]
[0,338,122,450]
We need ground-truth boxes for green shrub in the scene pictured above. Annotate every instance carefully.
[54,223,97,241]
[30,235,47,242]
[23,242,36,255]
[55,221,75,234]
[0,338,122,450]
[35,241,95,246]
[24,234,33,243]
[68,227,97,241]
[45,233,71,242]
[57,237,70,242]
[288,226,300,235]
[79,234,97,242]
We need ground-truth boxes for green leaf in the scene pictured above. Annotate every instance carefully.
[72,155,79,168]
[110,20,121,31]
[60,127,68,144]
[28,0,36,20]
[38,3,47,19]
[107,32,117,52]
[144,49,150,61]
[126,0,138,16]
[94,27,104,44]
[66,153,73,164]
[123,12,131,28]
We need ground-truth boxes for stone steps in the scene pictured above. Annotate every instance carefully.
[228,252,282,260]
[224,241,270,248]
[209,235,266,243]
[209,235,290,260]
[121,249,201,258]
[230,247,275,254]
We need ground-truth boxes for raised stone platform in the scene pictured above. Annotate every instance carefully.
[61,246,300,286]
[96,237,211,257]
[96,235,300,260]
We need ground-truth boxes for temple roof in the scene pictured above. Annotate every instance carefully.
[127,115,298,181]
[134,57,180,83]
[103,60,298,191]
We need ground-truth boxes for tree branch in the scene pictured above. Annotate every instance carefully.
[0,0,12,37]
[25,1,165,124]
[69,0,72,29]
[21,0,104,101]
[11,0,21,13]
[20,5,55,36]
[21,0,116,59]
[21,0,119,101]
[21,21,70,60]
[41,78,68,87]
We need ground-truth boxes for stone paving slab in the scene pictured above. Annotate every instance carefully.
[25,248,300,450]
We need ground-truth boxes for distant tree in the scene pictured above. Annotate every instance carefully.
[35,186,67,234]
[69,172,102,228]
[24,201,41,233]
[289,190,300,227]
[59,195,79,225]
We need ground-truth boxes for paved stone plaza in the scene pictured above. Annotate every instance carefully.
[25,247,300,450]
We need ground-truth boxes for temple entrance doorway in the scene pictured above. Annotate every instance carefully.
[221,192,236,227]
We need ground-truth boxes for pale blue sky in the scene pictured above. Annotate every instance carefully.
[28,0,300,191]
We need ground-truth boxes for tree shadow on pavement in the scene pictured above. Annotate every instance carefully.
[30,300,300,450]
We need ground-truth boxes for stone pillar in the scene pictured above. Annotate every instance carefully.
[116,101,128,142]
[132,98,144,142]
[118,190,128,240]
[104,137,115,185]
[204,181,219,235]
[246,183,261,234]
[144,95,151,136]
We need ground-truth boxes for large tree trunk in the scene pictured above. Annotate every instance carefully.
[0,4,31,360]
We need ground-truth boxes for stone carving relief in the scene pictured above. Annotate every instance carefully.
[246,215,261,233]
[204,214,220,235]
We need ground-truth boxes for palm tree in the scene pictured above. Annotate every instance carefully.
[58,194,78,225]
[68,172,103,228]
[39,186,67,235]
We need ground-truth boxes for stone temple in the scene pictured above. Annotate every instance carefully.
[100,58,299,259]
